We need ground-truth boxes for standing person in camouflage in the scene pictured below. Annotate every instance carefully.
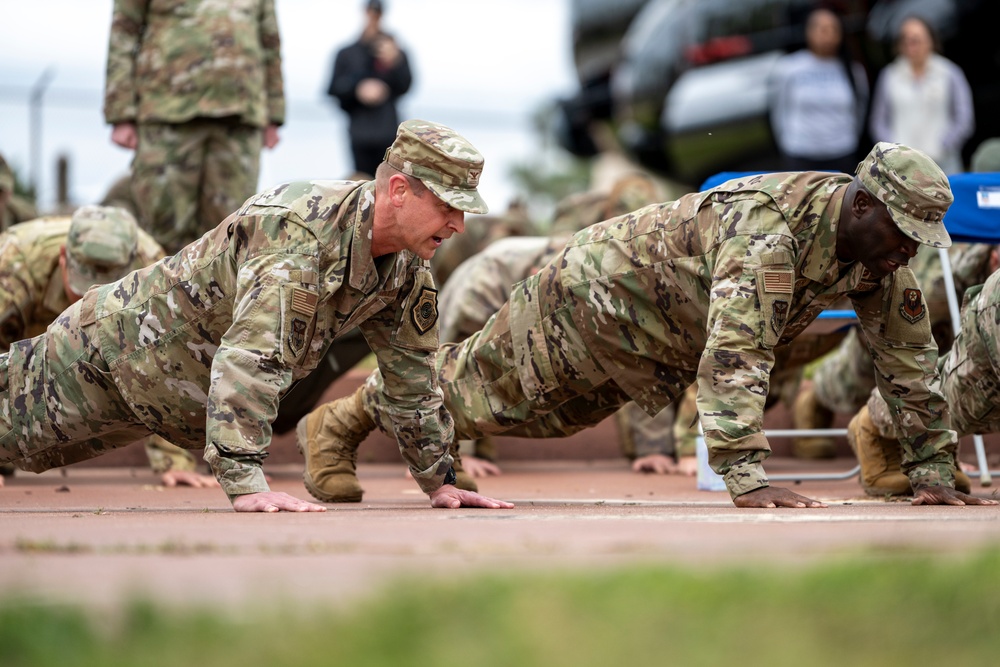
[301,142,998,508]
[849,253,1000,498]
[104,0,285,253]
[0,120,513,514]
[0,205,217,489]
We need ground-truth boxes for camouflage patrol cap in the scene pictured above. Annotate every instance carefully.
[383,119,488,214]
[855,142,953,248]
[65,205,141,296]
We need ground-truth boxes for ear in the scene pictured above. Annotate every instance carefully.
[850,188,874,217]
[387,173,409,207]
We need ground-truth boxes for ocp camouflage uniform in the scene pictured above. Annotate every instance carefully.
[440,178,679,462]
[0,180,454,501]
[0,153,38,233]
[869,266,1000,439]
[361,170,956,498]
[104,0,285,252]
[812,241,994,414]
[0,215,212,476]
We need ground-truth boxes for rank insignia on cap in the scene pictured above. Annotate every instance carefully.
[411,287,438,335]
[771,300,789,334]
[899,288,925,323]
[468,169,481,187]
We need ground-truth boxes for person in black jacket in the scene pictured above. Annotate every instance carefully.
[328,0,413,177]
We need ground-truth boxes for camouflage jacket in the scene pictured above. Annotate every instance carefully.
[514,171,955,497]
[0,217,163,349]
[438,235,559,343]
[104,0,285,127]
[79,181,452,499]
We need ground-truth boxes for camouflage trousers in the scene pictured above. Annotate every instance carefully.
[364,301,654,442]
[133,119,263,254]
[616,401,676,459]
[812,327,877,415]
[0,301,153,472]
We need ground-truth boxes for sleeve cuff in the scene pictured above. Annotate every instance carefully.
[725,461,770,499]
[221,466,271,503]
[408,451,455,494]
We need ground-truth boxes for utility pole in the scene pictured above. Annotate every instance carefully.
[29,68,56,201]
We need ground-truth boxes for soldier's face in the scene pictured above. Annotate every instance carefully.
[854,205,920,279]
[401,188,466,260]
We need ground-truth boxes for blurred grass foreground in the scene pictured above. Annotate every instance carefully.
[3,549,999,667]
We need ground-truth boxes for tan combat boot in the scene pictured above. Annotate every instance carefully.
[847,405,910,496]
[792,384,837,459]
[451,440,479,493]
[296,387,374,503]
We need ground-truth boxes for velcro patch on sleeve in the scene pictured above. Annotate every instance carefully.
[883,267,931,345]
[291,288,318,317]
[761,270,794,294]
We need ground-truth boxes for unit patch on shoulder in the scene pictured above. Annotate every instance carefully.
[411,286,439,335]
[899,288,925,324]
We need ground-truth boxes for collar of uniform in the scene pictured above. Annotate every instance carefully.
[797,181,848,285]
[348,181,382,293]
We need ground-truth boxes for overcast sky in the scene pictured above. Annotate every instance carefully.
[0,0,576,215]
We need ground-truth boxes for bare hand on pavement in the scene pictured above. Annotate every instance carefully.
[912,486,999,506]
[676,455,698,477]
[734,486,827,508]
[463,455,502,478]
[429,485,514,509]
[161,470,220,488]
[232,491,327,513]
[631,453,677,475]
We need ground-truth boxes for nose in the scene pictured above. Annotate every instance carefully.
[448,211,465,234]
[901,237,919,258]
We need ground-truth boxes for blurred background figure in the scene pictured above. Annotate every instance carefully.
[0,205,217,488]
[103,0,285,253]
[328,0,413,178]
[0,152,38,232]
[770,7,868,173]
[869,15,974,174]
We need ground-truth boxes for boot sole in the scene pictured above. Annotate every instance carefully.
[296,416,363,504]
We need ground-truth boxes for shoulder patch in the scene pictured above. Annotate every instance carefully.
[411,287,438,335]
[899,288,926,324]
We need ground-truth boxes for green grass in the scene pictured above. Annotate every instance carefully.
[3,550,1000,667]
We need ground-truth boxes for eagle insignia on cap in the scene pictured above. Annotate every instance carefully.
[899,288,925,324]
[411,287,439,335]
[467,168,481,187]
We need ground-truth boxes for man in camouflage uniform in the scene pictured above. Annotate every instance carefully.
[104,0,285,253]
[0,153,38,233]
[850,255,1000,497]
[0,205,217,489]
[301,143,997,508]
[437,174,688,483]
[0,120,513,514]
[796,242,994,458]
